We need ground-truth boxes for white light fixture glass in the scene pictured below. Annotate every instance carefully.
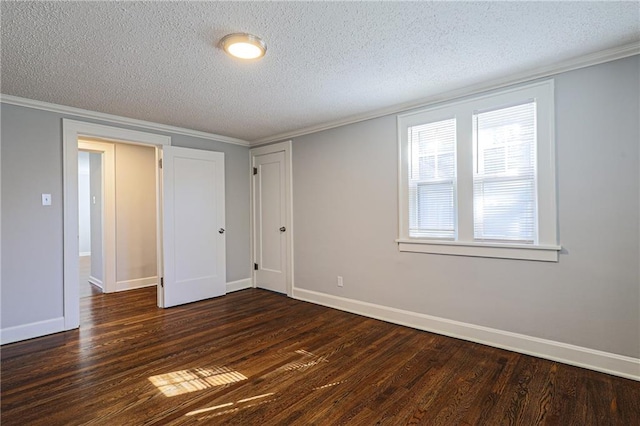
[220,33,267,60]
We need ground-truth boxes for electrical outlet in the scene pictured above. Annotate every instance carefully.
[337,276,343,287]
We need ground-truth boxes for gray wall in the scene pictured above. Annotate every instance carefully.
[89,152,102,281]
[291,56,640,358]
[1,106,64,327]
[114,143,157,282]
[0,104,250,329]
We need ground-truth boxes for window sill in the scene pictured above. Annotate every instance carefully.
[396,239,561,262]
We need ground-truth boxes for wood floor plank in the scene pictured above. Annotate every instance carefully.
[2,287,638,425]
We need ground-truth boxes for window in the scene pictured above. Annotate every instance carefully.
[408,118,457,239]
[398,81,559,261]
[473,101,537,243]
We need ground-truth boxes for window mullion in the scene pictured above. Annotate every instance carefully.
[456,109,474,242]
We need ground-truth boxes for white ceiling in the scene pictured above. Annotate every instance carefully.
[2,1,639,144]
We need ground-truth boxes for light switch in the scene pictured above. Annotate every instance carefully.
[42,194,52,206]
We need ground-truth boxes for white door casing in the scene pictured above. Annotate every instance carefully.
[63,120,170,330]
[161,146,226,307]
[251,141,293,295]
[255,152,286,293]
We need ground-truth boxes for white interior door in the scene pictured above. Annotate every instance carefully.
[254,151,287,294]
[162,146,226,307]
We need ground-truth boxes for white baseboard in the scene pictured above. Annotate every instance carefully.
[1,317,65,345]
[116,277,251,293]
[79,252,91,257]
[292,287,640,381]
[115,276,157,292]
[88,275,103,289]
[227,278,253,293]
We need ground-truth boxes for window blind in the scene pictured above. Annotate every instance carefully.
[473,101,537,243]
[408,118,456,238]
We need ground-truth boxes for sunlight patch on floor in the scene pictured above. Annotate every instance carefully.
[185,378,347,419]
[280,349,329,372]
[179,349,338,418]
[186,393,275,417]
[149,366,248,397]
[313,380,346,390]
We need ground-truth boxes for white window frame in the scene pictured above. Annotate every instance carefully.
[397,80,560,262]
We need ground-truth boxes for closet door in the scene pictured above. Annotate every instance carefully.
[253,151,287,294]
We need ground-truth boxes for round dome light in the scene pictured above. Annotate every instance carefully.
[220,33,267,60]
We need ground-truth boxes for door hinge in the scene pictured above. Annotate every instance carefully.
[253,167,258,175]
[160,277,164,287]
[254,263,259,271]
[159,158,163,169]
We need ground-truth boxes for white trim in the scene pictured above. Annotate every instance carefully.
[3,44,635,149]
[397,240,560,262]
[251,42,640,146]
[0,94,249,147]
[288,141,296,294]
[1,317,65,345]
[156,148,165,308]
[115,276,157,292]
[250,141,294,297]
[79,252,91,257]
[292,288,640,381]
[63,119,170,330]
[248,150,254,288]
[70,120,171,147]
[88,276,103,289]
[397,80,557,261]
[0,120,2,334]
[226,278,253,293]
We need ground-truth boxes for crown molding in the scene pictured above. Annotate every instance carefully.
[3,41,637,148]
[0,94,249,147]
[251,41,640,146]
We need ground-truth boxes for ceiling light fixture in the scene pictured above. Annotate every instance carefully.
[220,33,267,60]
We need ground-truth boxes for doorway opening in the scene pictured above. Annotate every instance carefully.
[63,120,170,330]
[63,119,228,332]
[78,149,103,298]
[77,140,158,305]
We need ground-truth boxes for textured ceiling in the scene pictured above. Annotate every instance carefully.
[2,1,639,143]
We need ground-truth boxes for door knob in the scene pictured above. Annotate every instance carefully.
[280,227,286,232]
[219,228,225,234]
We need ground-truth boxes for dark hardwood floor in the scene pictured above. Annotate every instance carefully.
[79,256,102,298]
[1,287,638,425]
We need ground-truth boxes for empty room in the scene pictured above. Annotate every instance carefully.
[1,2,639,425]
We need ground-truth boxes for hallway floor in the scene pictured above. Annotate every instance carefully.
[79,255,102,298]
